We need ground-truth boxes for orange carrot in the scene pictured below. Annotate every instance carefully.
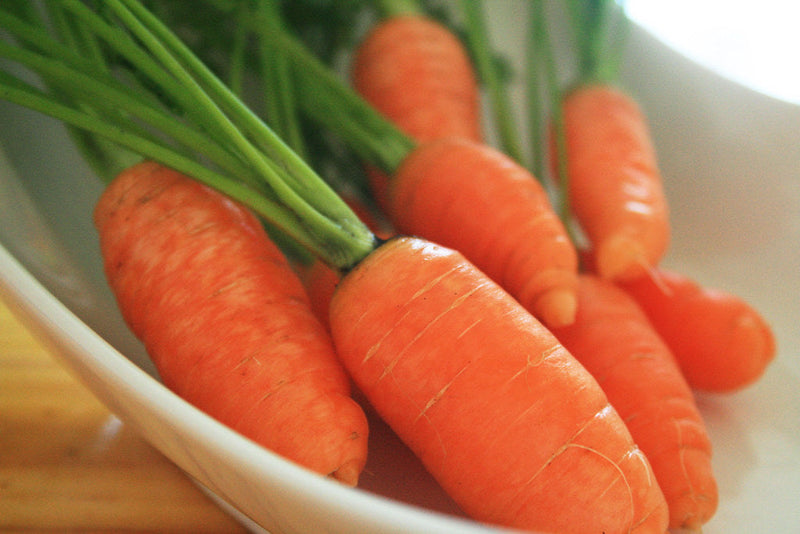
[390,137,579,328]
[552,274,718,530]
[559,83,670,281]
[352,13,482,144]
[93,161,369,485]
[352,13,483,211]
[329,236,668,533]
[618,268,776,393]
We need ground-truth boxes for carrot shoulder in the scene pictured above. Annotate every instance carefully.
[352,13,483,211]
[329,236,668,533]
[93,161,369,485]
[390,137,579,328]
[552,274,718,530]
[619,268,776,393]
[560,84,670,281]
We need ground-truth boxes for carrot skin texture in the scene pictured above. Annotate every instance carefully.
[552,275,718,530]
[352,14,483,210]
[329,237,668,533]
[390,138,579,328]
[94,161,369,485]
[560,84,670,281]
[619,269,776,393]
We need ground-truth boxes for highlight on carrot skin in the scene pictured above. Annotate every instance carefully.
[329,236,668,534]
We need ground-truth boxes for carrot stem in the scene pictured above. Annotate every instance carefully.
[375,0,424,18]
[0,0,378,271]
[459,0,523,166]
[257,0,307,161]
[254,19,416,177]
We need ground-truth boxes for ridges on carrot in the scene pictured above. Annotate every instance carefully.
[94,161,369,485]
[329,236,668,533]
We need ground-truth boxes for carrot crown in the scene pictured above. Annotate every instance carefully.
[0,0,377,272]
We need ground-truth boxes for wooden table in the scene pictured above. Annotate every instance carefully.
[0,296,249,533]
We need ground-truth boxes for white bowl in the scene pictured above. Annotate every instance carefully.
[2,3,799,532]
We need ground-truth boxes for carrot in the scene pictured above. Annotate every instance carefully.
[351,10,482,211]
[618,268,776,393]
[389,137,579,328]
[352,13,482,145]
[93,161,369,485]
[329,235,668,533]
[552,274,718,530]
[558,83,670,281]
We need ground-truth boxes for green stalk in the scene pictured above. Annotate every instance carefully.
[254,20,416,177]
[111,0,366,254]
[376,0,423,18]
[0,1,377,271]
[534,2,573,230]
[526,0,546,182]
[257,0,307,160]
[459,0,524,166]
[0,38,257,186]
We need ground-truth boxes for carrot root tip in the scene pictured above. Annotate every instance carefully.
[532,288,578,328]
[330,458,363,487]
[595,235,651,281]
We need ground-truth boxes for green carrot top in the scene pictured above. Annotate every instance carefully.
[0,0,377,272]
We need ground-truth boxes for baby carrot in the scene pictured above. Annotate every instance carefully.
[352,12,482,145]
[330,236,668,533]
[552,274,718,530]
[351,10,482,210]
[94,161,369,485]
[390,137,578,328]
[559,83,670,281]
[619,268,776,393]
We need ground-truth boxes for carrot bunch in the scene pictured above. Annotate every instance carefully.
[0,1,778,533]
[0,2,674,532]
